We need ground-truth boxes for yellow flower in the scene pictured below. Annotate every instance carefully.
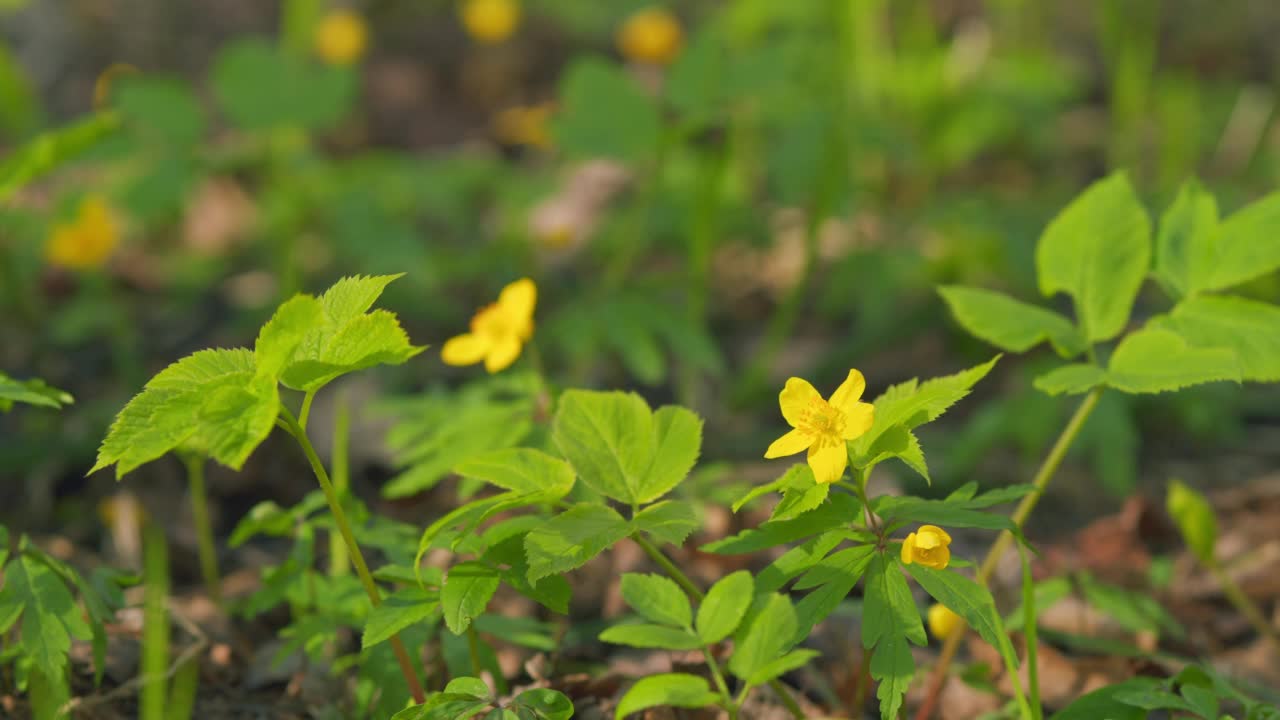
[459,0,519,44]
[442,278,536,373]
[493,102,553,149]
[92,63,140,109]
[901,525,952,570]
[927,603,962,640]
[764,370,875,485]
[314,10,369,66]
[616,7,683,65]
[46,196,120,271]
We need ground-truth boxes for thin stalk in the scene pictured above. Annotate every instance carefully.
[1019,545,1043,720]
[915,388,1102,720]
[298,389,317,433]
[141,525,170,720]
[631,534,805,719]
[1210,563,1280,654]
[280,406,426,704]
[467,625,484,678]
[329,392,350,577]
[183,455,221,605]
[702,646,733,703]
[164,657,199,720]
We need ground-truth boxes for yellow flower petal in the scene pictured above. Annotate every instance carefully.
[764,428,811,459]
[828,369,866,411]
[484,336,522,373]
[841,401,874,440]
[901,532,917,564]
[779,377,821,427]
[928,604,962,640]
[498,277,537,337]
[806,439,847,484]
[441,333,491,366]
[460,0,520,44]
[917,525,951,548]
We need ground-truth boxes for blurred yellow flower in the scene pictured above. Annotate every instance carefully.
[901,525,952,570]
[442,278,536,373]
[314,9,369,66]
[927,603,962,640]
[764,370,875,485]
[617,7,683,65]
[92,63,140,109]
[460,0,519,44]
[493,102,554,149]
[47,196,120,271]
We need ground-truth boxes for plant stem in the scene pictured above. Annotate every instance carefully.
[329,392,350,577]
[915,387,1102,720]
[183,454,222,606]
[467,625,484,678]
[703,646,733,703]
[298,389,317,433]
[631,534,805,720]
[141,525,170,720]
[1210,562,1280,655]
[1019,545,1043,720]
[280,406,426,704]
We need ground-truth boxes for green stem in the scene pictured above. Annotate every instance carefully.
[467,625,484,677]
[298,389,317,433]
[1019,545,1043,720]
[703,646,733,704]
[329,392,350,577]
[915,388,1102,720]
[631,534,805,720]
[183,454,222,606]
[1210,562,1280,655]
[141,525,170,720]
[280,406,426,704]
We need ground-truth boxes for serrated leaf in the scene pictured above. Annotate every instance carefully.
[701,493,860,555]
[857,426,931,483]
[0,373,73,412]
[728,593,798,687]
[696,570,754,644]
[756,532,845,595]
[511,687,574,720]
[0,554,87,676]
[871,496,1017,532]
[905,565,1017,671]
[637,406,702,504]
[620,574,692,628]
[771,470,829,522]
[254,295,324,378]
[91,349,278,477]
[1205,190,1280,291]
[631,500,699,546]
[732,463,807,513]
[524,504,631,581]
[614,674,719,718]
[1107,328,1241,393]
[939,286,1085,357]
[552,391,655,504]
[1033,363,1107,396]
[870,630,913,720]
[363,588,439,648]
[747,649,819,687]
[1036,172,1151,342]
[599,623,703,650]
[1150,295,1280,382]
[851,356,999,461]
[1154,179,1219,298]
[862,553,923,720]
[454,448,576,497]
[442,561,501,635]
[792,544,876,642]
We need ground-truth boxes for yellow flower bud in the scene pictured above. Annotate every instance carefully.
[314,10,369,66]
[46,195,120,271]
[927,603,962,641]
[493,102,554,149]
[900,524,952,570]
[459,0,520,44]
[616,7,683,65]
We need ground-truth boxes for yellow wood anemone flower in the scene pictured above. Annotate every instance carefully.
[314,9,369,66]
[46,195,120,271]
[901,525,952,570]
[459,0,520,45]
[441,278,536,373]
[764,370,875,485]
[927,603,962,641]
[616,7,683,66]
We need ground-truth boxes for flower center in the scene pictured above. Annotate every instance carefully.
[798,397,845,438]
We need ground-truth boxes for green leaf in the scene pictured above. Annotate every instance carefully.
[871,496,1017,532]
[862,553,924,720]
[1036,172,1152,342]
[939,286,1085,357]
[454,448,576,497]
[524,504,631,581]
[0,373,73,412]
[0,113,120,202]
[771,470,830,522]
[755,532,844,594]
[701,493,860,554]
[851,356,999,461]
[363,588,439,649]
[511,688,574,720]
[746,649,820,687]
[1048,678,1161,720]
[1167,480,1218,566]
[792,545,876,641]
[637,406,703,504]
[614,674,719,718]
[728,593,798,687]
[212,39,354,131]
[552,391,654,504]
[1154,179,1219,298]
[1033,363,1106,396]
[254,294,324,378]
[1107,327,1241,393]
[696,570,754,644]
[1150,295,1280,382]
[442,561,501,635]
[620,574,692,628]
[1077,573,1184,638]
[599,623,703,650]
[1205,190,1280,291]
[551,58,660,165]
[91,349,279,477]
[905,565,1017,671]
[0,554,88,676]
[857,426,931,483]
[631,500,699,546]
[115,77,206,147]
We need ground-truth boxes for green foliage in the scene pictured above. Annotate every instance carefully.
[363,588,440,649]
[615,674,720,719]
[391,677,574,720]
[524,504,631,581]
[1106,328,1240,393]
[442,562,501,635]
[728,592,807,688]
[906,564,1021,674]
[551,58,660,165]
[1167,480,1218,566]
[212,39,354,131]
[861,552,924,720]
[619,574,692,628]
[695,570,754,644]
[0,373,73,412]
[1035,172,1151,342]
[938,286,1085,357]
[1151,295,1280,381]
[1154,184,1280,293]
[630,501,700,546]
[0,113,120,201]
